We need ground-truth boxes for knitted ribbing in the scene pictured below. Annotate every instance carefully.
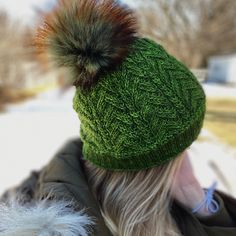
[73,37,206,170]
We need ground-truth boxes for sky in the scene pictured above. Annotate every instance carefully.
[0,0,55,25]
[0,0,49,23]
[0,0,136,26]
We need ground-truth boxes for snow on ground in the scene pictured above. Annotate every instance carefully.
[203,83,236,99]
[189,130,236,196]
[0,88,80,195]
[0,85,236,197]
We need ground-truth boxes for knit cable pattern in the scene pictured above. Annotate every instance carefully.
[73,38,206,170]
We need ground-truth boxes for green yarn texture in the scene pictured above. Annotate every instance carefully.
[73,38,206,171]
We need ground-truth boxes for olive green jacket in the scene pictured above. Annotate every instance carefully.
[1,139,236,236]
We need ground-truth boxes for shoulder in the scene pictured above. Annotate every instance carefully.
[0,138,112,236]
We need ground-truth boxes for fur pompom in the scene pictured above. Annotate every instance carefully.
[35,0,137,90]
[0,199,94,236]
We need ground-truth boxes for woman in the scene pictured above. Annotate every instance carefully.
[1,0,236,235]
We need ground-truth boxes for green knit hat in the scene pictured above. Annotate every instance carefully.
[36,0,206,171]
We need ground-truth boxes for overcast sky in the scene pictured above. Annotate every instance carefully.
[0,0,54,24]
[0,0,136,26]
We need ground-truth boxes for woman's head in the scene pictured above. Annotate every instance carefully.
[84,152,185,236]
[36,0,206,172]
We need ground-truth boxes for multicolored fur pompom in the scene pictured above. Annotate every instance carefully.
[35,0,137,90]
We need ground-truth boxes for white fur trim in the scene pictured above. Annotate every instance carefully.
[0,199,94,236]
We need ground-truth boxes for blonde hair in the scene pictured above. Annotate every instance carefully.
[84,154,183,236]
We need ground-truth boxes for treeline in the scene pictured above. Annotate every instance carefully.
[0,0,235,91]
[0,10,54,109]
[136,0,236,68]
[0,11,36,89]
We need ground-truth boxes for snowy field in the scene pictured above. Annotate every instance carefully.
[0,85,236,197]
[0,88,80,195]
[203,83,236,100]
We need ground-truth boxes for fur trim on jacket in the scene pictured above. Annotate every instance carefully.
[0,199,93,236]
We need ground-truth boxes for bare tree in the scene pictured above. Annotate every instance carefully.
[0,10,35,89]
[136,0,236,68]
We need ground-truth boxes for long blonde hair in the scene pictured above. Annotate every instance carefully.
[84,154,183,236]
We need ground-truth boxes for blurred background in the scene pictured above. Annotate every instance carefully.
[0,0,236,197]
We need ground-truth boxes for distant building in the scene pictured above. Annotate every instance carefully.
[207,55,236,85]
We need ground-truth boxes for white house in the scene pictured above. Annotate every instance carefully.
[207,55,236,85]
